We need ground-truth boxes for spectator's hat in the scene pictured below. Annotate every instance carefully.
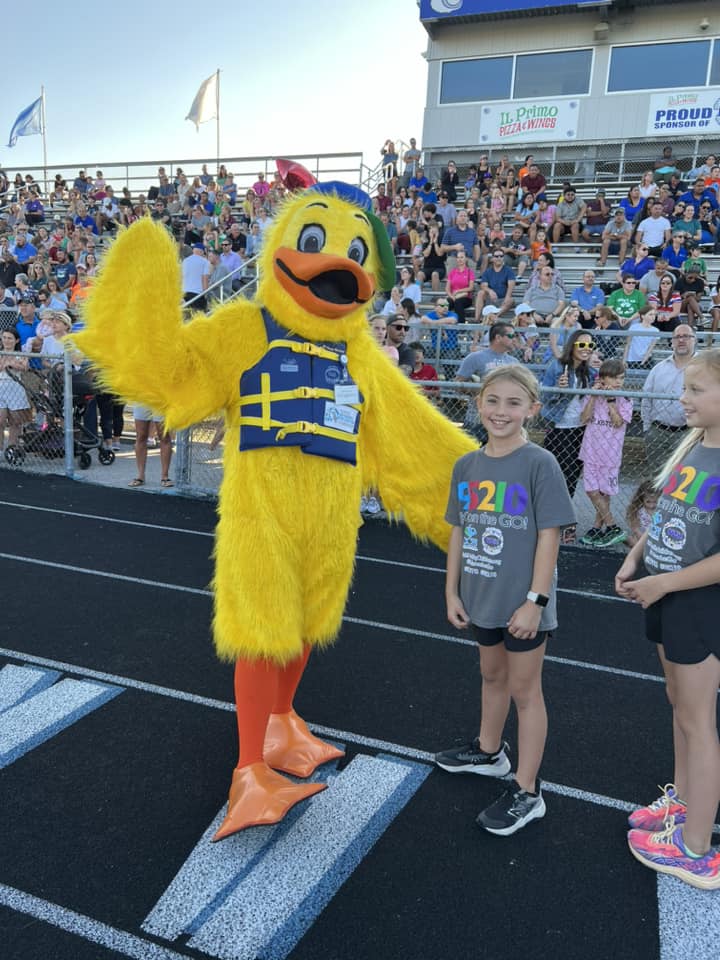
[596,189,606,196]
[514,303,534,317]
[18,291,37,304]
[482,305,501,318]
[686,263,700,274]
[75,263,87,271]
[192,243,205,251]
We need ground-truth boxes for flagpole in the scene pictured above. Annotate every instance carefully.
[215,69,220,173]
[40,86,48,192]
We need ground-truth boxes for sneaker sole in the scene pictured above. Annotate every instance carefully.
[435,756,511,777]
[627,838,720,890]
[479,796,547,836]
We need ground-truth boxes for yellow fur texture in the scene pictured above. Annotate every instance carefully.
[73,199,476,665]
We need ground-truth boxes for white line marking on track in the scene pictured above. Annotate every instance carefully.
[0,882,193,960]
[0,498,631,605]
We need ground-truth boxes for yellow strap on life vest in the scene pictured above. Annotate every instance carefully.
[239,385,336,407]
[238,415,358,446]
[268,339,342,362]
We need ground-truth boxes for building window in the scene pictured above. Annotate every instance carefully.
[440,57,512,104]
[711,39,720,87]
[608,41,711,92]
[514,50,592,99]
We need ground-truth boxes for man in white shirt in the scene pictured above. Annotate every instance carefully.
[640,324,695,473]
[636,200,671,257]
[182,244,211,309]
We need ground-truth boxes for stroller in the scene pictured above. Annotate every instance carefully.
[5,363,115,470]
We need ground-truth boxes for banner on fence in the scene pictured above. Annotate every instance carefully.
[479,99,579,145]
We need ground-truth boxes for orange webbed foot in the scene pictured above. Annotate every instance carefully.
[264,709,345,777]
[211,761,325,841]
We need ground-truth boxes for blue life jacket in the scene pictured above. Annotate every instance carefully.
[238,310,363,465]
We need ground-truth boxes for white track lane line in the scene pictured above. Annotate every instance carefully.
[0,498,630,605]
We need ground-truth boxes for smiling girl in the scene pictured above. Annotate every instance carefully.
[436,365,575,836]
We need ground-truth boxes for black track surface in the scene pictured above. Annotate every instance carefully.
[0,472,710,960]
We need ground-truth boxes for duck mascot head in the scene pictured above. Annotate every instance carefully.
[72,162,476,839]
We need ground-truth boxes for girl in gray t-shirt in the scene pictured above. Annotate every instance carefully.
[437,365,575,837]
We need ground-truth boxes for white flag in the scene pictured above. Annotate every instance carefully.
[7,96,42,148]
[185,73,218,130]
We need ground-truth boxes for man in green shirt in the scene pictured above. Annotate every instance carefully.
[607,274,646,328]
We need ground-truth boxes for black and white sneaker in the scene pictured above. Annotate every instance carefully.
[434,738,511,776]
[476,779,546,835]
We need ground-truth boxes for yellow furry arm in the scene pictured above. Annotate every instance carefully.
[355,335,477,553]
[71,219,262,429]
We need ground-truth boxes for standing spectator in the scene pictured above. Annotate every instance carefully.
[182,244,211,309]
[648,275,682,333]
[541,330,598,499]
[369,313,399,365]
[624,308,662,369]
[640,324,695,473]
[385,314,414,374]
[252,173,270,199]
[129,406,173,489]
[440,160,460,203]
[710,276,720,336]
[597,208,632,266]
[636,200,671,257]
[380,141,399,196]
[219,238,244,291]
[675,265,706,328]
[546,305,582,360]
[578,358,633,546]
[590,305,623,360]
[581,189,609,244]
[418,222,446,291]
[551,187,586,245]
[571,270,605,328]
[456,321,519,443]
[403,139,421,185]
[607,274,646,328]
[473,250,516,323]
[207,249,232,302]
[0,327,29,450]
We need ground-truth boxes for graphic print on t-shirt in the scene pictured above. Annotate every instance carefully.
[456,478,530,579]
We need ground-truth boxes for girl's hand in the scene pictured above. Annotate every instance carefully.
[558,370,569,387]
[507,601,542,640]
[447,595,470,630]
[623,575,666,609]
[615,555,639,597]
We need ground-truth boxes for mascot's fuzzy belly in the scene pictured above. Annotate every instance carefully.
[212,443,363,664]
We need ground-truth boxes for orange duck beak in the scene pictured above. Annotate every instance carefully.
[273,247,375,319]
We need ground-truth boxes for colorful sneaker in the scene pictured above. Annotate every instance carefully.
[628,819,720,890]
[434,738,511,777]
[477,779,546,836]
[579,526,604,545]
[598,525,627,547]
[628,783,687,831]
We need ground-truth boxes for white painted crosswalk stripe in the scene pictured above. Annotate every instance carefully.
[0,663,60,713]
[657,874,720,960]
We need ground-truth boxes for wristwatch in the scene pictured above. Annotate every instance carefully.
[527,591,549,607]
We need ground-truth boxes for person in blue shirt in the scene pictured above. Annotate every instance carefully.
[678,179,719,215]
[11,233,38,265]
[408,166,429,193]
[619,186,644,225]
[73,202,99,235]
[570,269,605,328]
[616,243,655,282]
[14,294,38,346]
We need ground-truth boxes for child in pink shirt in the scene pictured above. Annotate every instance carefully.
[578,358,633,547]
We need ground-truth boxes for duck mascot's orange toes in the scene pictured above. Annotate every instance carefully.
[72,174,477,840]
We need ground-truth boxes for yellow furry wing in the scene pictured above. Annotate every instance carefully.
[71,218,261,429]
[353,331,477,552]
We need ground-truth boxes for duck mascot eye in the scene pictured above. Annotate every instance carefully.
[72,164,477,840]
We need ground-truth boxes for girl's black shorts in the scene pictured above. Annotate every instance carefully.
[644,585,720,665]
[471,624,548,654]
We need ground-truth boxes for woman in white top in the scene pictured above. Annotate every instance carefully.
[638,170,658,200]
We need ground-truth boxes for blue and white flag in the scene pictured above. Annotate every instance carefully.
[185,73,217,130]
[7,96,42,148]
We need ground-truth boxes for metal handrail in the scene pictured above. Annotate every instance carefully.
[184,252,260,310]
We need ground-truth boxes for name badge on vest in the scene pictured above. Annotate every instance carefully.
[324,402,358,433]
[334,383,359,404]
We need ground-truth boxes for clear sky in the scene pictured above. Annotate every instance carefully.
[1,1,429,184]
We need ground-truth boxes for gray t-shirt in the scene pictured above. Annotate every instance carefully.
[457,349,519,427]
[445,444,576,630]
[644,444,720,574]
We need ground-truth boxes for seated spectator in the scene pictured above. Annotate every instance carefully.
[440,160,460,203]
[512,303,541,362]
[679,178,718,215]
[661,232,689,274]
[624,307,662,368]
[675,265,706,328]
[73,202,98,236]
[531,197,556,242]
[382,286,403,318]
[514,192,539,234]
[207,249,232,302]
[27,261,48,291]
[184,206,212,246]
[252,173,270,198]
[666,171,687,197]
[226,222,247,254]
[710,276,720,335]
[419,181,438,204]
[607,274,646,328]
[671,205,701,245]
[73,170,91,195]
[68,265,92,311]
[547,304,582,360]
[398,265,422,306]
[441,209,479,270]
[529,227,551,264]
[581,189,609,243]
[525,264,566,326]
[408,165,429,194]
[245,222,263,258]
[445,250,476,321]
[697,200,718,245]
[635,200,671,257]
[24,191,44,226]
[638,170,658,200]
[385,314,414,374]
[689,154,717,180]
[473,249,515,323]
[150,199,174,232]
[96,187,120,234]
[616,244,654,283]
[14,292,39,347]
[656,183,675,217]
[654,145,679,177]
[44,278,69,309]
[618,186,644,226]
[598,206,633,267]
[640,257,672,296]
[0,282,15,309]
[571,270,605,328]
[424,295,460,357]
[591,305,623,359]
[552,187,586,244]
[436,192,457,230]
[501,169,518,213]
[704,163,720,192]
[408,342,440,399]
[527,252,565,296]
[520,163,547,201]
[648,274,682,333]
[501,226,530,279]
[11,229,37,266]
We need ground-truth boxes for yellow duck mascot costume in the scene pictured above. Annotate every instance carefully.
[73,177,476,840]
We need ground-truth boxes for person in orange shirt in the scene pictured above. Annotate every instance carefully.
[69,264,92,309]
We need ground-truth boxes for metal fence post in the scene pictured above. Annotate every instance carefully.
[174,428,191,492]
[63,346,75,479]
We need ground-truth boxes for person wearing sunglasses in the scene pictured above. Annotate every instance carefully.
[385,314,414,375]
[661,231,689,274]
[607,273,647,329]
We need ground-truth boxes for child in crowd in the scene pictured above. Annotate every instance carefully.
[436,365,575,835]
[616,348,720,890]
[623,307,662,368]
[681,244,707,282]
[408,342,440,399]
[530,228,551,263]
[625,479,659,548]
[578,358,633,546]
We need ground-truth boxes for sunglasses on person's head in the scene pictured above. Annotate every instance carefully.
[575,340,595,349]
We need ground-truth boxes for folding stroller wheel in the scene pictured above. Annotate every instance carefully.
[5,445,26,466]
[79,451,92,470]
[98,448,115,466]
